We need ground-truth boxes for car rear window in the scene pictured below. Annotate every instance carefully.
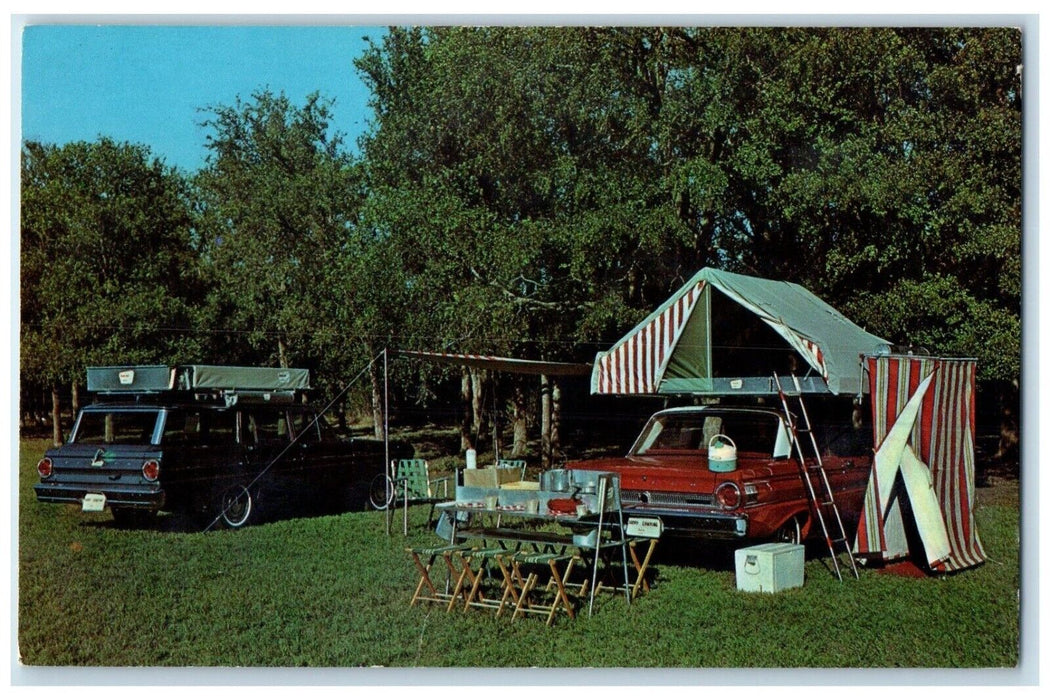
[632,411,784,456]
[73,410,161,445]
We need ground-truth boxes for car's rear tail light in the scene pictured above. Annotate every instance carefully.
[142,459,160,482]
[37,457,53,479]
[715,481,742,509]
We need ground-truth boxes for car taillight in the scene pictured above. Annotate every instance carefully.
[142,459,160,482]
[715,481,742,509]
[37,457,53,479]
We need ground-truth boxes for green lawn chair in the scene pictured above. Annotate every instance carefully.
[393,459,452,535]
[496,458,527,480]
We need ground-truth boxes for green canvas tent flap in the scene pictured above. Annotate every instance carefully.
[591,268,891,397]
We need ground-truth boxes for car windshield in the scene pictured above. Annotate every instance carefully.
[629,410,789,457]
[73,410,161,445]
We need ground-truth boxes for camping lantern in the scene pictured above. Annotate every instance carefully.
[708,435,737,472]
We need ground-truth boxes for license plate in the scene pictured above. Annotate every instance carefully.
[82,493,106,512]
[626,516,662,538]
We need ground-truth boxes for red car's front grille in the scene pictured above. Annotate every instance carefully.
[621,489,715,507]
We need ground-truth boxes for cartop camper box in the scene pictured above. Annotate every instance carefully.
[87,364,311,405]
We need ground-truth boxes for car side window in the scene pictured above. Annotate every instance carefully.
[289,411,322,445]
[246,410,290,445]
[163,410,237,447]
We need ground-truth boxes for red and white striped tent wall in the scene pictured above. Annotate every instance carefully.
[855,354,986,572]
[592,280,707,395]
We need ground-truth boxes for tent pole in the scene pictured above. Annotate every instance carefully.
[492,374,500,463]
[384,348,391,537]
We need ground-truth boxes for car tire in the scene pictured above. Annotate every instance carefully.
[218,484,255,529]
[774,515,803,545]
[341,482,371,513]
[368,474,395,511]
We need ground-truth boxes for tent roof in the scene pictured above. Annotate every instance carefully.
[591,268,891,396]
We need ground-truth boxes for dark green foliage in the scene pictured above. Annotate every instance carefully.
[194,90,362,368]
[20,139,206,386]
[355,27,1021,384]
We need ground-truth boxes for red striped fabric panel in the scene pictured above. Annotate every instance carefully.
[858,355,985,571]
[595,281,704,394]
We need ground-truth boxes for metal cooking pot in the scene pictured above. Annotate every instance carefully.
[540,469,572,492]
[571,471,600,494]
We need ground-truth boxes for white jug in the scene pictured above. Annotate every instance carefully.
[708,434,737,472]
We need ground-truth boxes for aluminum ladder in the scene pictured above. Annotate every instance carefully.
[773,373,859,581]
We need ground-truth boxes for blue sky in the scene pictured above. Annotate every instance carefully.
[20,24,385,172]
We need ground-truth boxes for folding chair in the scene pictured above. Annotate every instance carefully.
[393,459,452,535]
[627,538,659,598]
[496,459,527,479]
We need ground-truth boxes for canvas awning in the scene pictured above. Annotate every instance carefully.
[591,268,892,396]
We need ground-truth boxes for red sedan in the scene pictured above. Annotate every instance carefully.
[566,406,872,544]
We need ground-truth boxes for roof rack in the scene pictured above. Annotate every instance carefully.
[86,365,310,406]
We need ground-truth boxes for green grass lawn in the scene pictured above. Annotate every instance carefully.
[16,437,1020,669]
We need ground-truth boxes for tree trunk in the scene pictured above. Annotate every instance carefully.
[50,384,63,446]
[551,380,562,463]
[460,367,473,451]
[512,381,528,457]
[540,375,551,469]
[71,381,80,418]
[470,368,488,451]
[277,337,289,369]
[370,361,384,440]
[995,380,1019,462]
[490,375,502,461]
[336,398,349,433]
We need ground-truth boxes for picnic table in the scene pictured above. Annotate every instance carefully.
[412,471,657,623]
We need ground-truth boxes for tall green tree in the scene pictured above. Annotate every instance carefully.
[20,139,203,443]
[195,90,353,369]
[195,89,396,433]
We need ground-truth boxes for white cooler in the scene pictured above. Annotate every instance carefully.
[734,542,805,593]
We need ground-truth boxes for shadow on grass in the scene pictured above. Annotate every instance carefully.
[79,494,387,534]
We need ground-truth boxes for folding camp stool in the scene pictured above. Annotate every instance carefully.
[503,551,580,626]
[628,538,659,598]
[586,538,658,601]
[406,543,471,608]
[447,545,513,613]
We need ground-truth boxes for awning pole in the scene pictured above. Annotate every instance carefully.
[384,348,391,537]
